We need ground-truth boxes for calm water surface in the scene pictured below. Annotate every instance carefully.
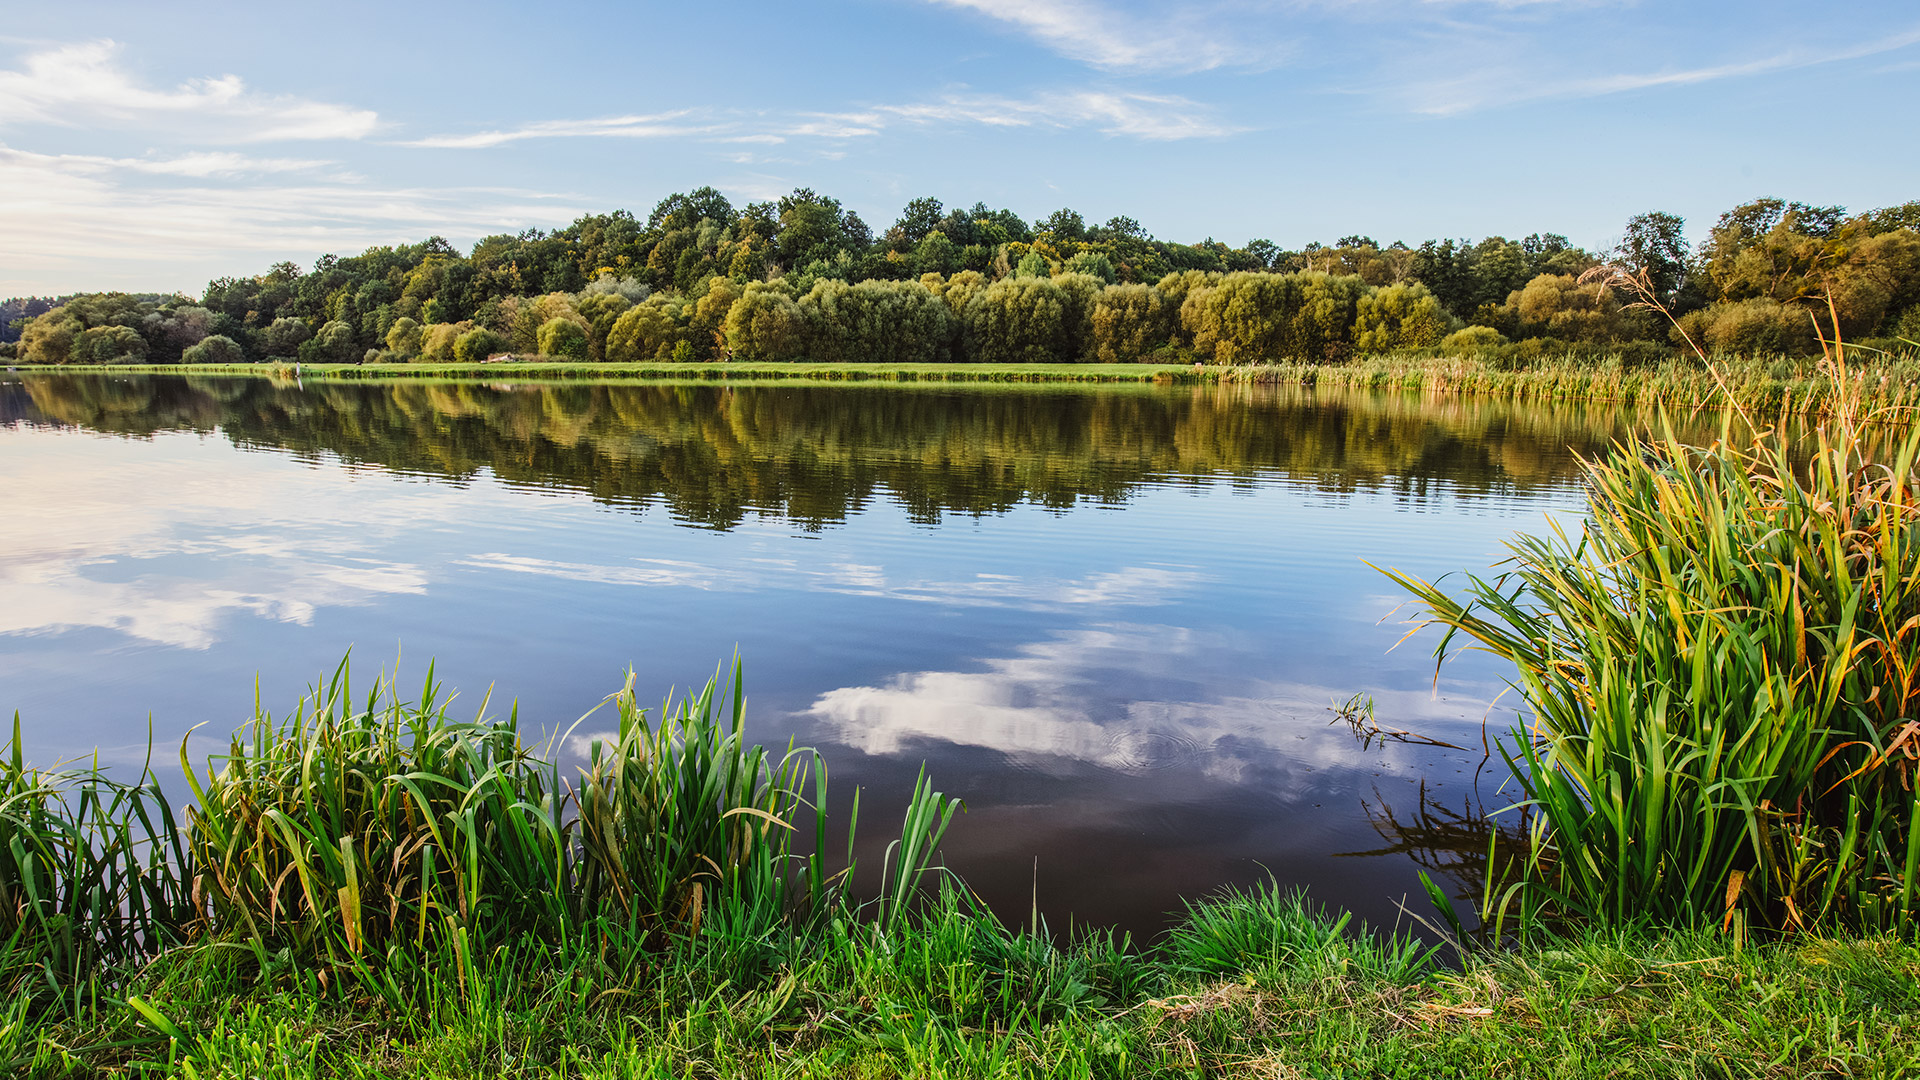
[0,373,1702,934]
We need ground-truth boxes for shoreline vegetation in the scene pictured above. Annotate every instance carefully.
[29,349,1920,420]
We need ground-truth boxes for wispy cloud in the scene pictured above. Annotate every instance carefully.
[400,111,722,149]
[0,433,430,649]
[878,89,1239,139]
[0,145,331,178]
[458,552,1207,611]
[803,624,1488,779]
[410,89,1235,151]
[1406,24,1920,115]
[0,40,379,140]
[923,0,1282,73]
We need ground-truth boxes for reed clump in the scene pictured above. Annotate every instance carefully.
[1232,350,1920,419]
[0,717,187,1010]
[2,657,961,1001]
[183,661,568,961]
[1387,330,1920,934]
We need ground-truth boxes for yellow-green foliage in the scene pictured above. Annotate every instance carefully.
[725,283,807,361]
[1353,282,1449,351]
[937,270,989,320]
[607,296,691,361]
[1674,297,1821,356]
[573,291,633,360]
[384,316,423,358]
[417,322,466,363]
[1512,273,1644,343]
[537,316,590,360]
[1182,271,1368,364]
[452,327,502,364]
[962,277,1075,364]
[1441,325,1507,352]
[1089,283,1173,362]
[798,278,952,364]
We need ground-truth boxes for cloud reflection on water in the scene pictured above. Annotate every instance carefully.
[462,551,1209,611]
[802,624,1504,784]
[0,430,430,648]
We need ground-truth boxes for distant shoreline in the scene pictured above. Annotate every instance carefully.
[12,359,1211,383]
[16,354,1919,419]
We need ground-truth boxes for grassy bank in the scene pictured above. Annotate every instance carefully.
[4,653,1919,1076]
[27,349,1920,418]
[10,898,1919,1078]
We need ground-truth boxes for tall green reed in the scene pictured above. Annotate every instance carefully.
[182,658,567,965]
[572,663,844,943]
[1384,312,1920,934]
[0,716,188,1008]
[168,654,962,977]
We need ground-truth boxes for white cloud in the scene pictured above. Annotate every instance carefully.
[779,113,887,139]
[924,0,1280,73]
[461,551,1207,611]
[803,625,1498,782]
[0,145,582,293]
[408,88,1231,150]
[459,553,761,591]
[0,40,379,141]
[0,145,330,178]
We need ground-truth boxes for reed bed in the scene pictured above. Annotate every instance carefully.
[1234,351,1920,419]
[0,719,190,1014]
[1386,342,1920,934]
[1,657,963,1006]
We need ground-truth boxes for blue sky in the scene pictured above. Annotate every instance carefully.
[2,0,1916,295]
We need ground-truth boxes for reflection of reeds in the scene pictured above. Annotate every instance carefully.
[1328,694,1467,751]
[1344,782,1530,918]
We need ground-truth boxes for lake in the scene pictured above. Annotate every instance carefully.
[0,372,1697,936]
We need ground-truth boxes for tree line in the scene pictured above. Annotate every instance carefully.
[5,189,1917,367]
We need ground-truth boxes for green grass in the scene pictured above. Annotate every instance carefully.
[6,895,1918,1077]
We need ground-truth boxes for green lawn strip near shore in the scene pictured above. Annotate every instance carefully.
[54,360,1209,384]
[34,350,1920,417]
[10,914,1918,1078]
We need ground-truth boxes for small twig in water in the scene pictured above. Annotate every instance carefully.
[1329,693,1467,751]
